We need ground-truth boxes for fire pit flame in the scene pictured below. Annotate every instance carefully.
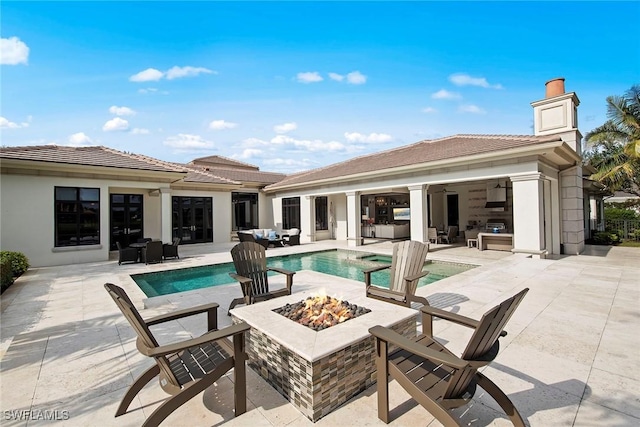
[273,295,371,331]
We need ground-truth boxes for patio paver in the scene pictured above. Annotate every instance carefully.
[1,242,638,426]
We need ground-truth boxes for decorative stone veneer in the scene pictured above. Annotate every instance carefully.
[229,283,418,422]
[237,315,416,421]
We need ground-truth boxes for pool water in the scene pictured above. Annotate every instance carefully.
[132,249,477,297]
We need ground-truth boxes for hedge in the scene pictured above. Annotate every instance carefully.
[0,251,30,293]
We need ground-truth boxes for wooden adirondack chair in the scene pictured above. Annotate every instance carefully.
[363,240,430,307]
[105,283,250,427]
[369,287,529,426]
[227,242,295,314]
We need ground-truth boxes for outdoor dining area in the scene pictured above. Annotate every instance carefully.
[116,237,181,265]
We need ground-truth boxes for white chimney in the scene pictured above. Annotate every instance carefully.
[530,77,582,154]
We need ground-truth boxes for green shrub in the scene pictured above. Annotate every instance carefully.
[604,207,640,220]
[1,259,13,292]
[0,251,30,277]
[592,231,621,245]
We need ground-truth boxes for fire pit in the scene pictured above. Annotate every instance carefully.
[230,274,417,422]
[272,295,371,331]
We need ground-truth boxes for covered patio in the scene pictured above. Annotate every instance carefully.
[1,241,638,426]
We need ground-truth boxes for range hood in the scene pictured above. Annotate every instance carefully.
[485,181,507,210]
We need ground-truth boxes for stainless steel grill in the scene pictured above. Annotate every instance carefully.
[485,219,506,231]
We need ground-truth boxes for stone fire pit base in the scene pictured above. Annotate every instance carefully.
[230,283,417,422]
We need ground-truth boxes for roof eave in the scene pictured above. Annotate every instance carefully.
[264,139,574,193]
[0,158,188,181]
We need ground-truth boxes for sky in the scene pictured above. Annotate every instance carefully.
[1,1,639,174]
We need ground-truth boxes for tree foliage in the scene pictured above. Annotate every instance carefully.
[584,85,640,196]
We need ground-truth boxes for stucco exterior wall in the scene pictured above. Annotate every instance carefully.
[0,174,165,267]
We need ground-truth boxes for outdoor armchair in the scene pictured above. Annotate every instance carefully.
[227,241,295,314]
[105,283,250,427]
[163,237,180,260]
[363,240,430,307]
[369,287,529,426]
[116,241,139,265]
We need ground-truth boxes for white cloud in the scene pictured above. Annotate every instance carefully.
[242,137,269,147]
[449,73,502,89]
[0,116,24,129]
[458,104,486,114]
[163,133,214,150]
[346,71,367,85]
[344,132,393,143]
[209,120,238,130]
[431,89,461,100]
[421,107,437,113]
[0,36,29,65]
[273,122,297,134]
[67,132,93,146]
[237,148,264,159]
[296,72,323,83]
[270,134,346,152]
[109,105,136,116]
[328,72,344,82]
[131,128,150,135]
[263,157,313,168]
[129,68,164,82]
[166,66,215,80]
[102,117,130,132]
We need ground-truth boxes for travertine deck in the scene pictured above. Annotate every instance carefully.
[1,241,638,426]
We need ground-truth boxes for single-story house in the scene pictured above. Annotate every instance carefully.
[0,149,284,266]
[0,78,606,266]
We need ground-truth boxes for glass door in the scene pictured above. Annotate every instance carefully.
[110,194,143,250]
[172,196,213,244]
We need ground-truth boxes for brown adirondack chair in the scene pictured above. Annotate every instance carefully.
[369,287,529,426]
[227,242,295,314]
[105,283,250,427]
[363,240,430,307]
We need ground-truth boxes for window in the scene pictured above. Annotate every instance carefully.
[232,192,258,230]
[55,187,100,247]
[315,197,328,230]
[282,197,300,229]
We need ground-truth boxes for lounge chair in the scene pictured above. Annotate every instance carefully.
[116,241,139,265]
[141,240,163,264]
[227,241,295,314]
[163,237,181,260]
[104,283,250,427]
[369,288,529,426]
[363,240,430,307]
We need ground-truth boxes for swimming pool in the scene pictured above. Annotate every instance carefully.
[132,249,477,297]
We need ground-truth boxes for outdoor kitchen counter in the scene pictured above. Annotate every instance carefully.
[478,232,514,251]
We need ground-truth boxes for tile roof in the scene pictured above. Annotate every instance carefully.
[190,155,258,170]
[184,165,285,186]
[265,134,562,190]
[0,145,188,173]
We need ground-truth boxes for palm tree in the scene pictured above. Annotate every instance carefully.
[585,85,640,195]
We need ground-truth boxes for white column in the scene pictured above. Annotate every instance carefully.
[300,195,314,243]
[408,184,428,243]
[345,191,361,247]
[160,188,172,243]
[305,196,316,242]
[511,174,546,256]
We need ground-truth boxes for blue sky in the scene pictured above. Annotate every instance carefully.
[1,1,639,173]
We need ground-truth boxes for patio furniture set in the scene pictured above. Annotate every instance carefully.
[116,237,181,265]
[236,227,301,249]
[107,239,529,426]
